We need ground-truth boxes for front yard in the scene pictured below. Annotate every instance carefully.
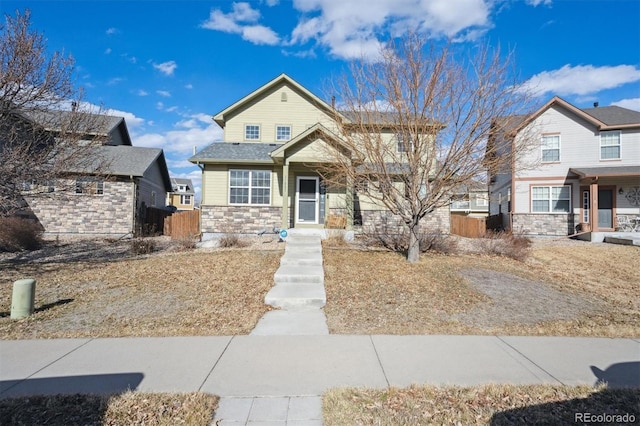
[1,236,638,339]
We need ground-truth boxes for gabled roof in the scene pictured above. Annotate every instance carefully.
[69,146,171,191]
[25,110,132,145]
[269,123,345,160]
[212,73,348,128]
[170,178,195,194]
[189,142,280,164]
[513,96,640,134]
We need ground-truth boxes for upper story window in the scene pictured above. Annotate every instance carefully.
[396,132,413,153]
[75,177,103,195]
[178,184,186,192]
[541,134,560,162]
[245,124,260,141]
[276,125,291,141]
[600,130,621,160]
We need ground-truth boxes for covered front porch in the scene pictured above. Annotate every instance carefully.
[570,166,640,238]
[270,124,354,232]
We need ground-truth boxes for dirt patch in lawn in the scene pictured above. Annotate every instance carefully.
[450,268,604,328]
[0,236,283,339]
[324,238,640,337]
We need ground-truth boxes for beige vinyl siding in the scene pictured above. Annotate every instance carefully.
[202,164,278,206]
[223,82,337,143]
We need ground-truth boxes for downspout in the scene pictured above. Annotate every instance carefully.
[509,137,516,231]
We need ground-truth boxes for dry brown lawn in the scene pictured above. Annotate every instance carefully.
[0,391,218,426]
[323,384,639,425]
[0,238,282,339]
[323,239,640,337]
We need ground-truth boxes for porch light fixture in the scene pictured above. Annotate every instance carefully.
[618,188,624,195]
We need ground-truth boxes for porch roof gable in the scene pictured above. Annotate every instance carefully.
[269,123,346,161]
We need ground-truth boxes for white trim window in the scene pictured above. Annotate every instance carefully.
[229,170,271,205]
[276,125,291,141]
[245,124,260,141]
[396,132,413,152]
[180,194,192,205]
[600,130,621,160]
[541,134,560,162]
[75,177,104,195]
[475,193,488,207]
[532,185,570,213]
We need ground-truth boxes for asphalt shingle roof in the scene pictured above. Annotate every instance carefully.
[189,142,281,162]
[582,106,640,126]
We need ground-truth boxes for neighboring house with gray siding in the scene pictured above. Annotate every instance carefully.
[20,111,172,236]
[189,73,450,238]
[488,96,640,238]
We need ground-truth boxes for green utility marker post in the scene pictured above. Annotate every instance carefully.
[11,279,36,319]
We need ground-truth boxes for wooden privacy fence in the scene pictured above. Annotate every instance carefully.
[450,215,487,238]
[164,210,200,239]
[142,207,200,238]
[450,213,504,238]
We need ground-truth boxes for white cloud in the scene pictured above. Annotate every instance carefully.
[156,90,172,98]
[137,89,149,96]
[104,48,112,55]
[522,64,640,97]
[185,84,194,90]
[134,114,222,157]
[201,2,280,45]
[107,77,124,86]
[525,0,552,6]
[104,108,146,128]
[106,27,120,35]
[612,98,640,111]
[153,60,178,76]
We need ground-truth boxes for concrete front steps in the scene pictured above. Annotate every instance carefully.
[250,235,328,335]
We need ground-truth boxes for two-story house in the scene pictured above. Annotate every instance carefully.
[19,110,172,236]
[167,178,196,211]
[189,73,450,238]
[489,96,640,240]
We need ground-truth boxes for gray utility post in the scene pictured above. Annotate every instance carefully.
[11,279,36,319]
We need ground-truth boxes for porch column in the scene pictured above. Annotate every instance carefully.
[345,173,354,230]
[590,180,598,231]
[281,162,289,229]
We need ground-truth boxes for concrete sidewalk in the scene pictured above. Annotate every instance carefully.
[2,335,638,424]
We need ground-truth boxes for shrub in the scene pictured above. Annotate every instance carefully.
[0,217,44,252]
[479,231,531,261]
[131,238,155,255]
[175,236,197,251]
[219,234,249,248]
[364,229,458,254]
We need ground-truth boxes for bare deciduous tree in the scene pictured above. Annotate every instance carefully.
[319,34,535,262]
[0,9,110,217]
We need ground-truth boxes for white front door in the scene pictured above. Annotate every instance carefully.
[296,176,319,224]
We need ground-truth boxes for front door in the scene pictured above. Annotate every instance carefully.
[598,188,613,229]
[296,176,319,224]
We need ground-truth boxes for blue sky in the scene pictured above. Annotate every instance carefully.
[3,0,639,202]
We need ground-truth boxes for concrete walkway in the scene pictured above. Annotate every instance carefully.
[1,336,638,424]
[251,235,329,336]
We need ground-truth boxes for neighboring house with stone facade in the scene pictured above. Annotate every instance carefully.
[21,112,172,236]
[489,96,640,238]
[190,74,450,238]
[167,178,196,211]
